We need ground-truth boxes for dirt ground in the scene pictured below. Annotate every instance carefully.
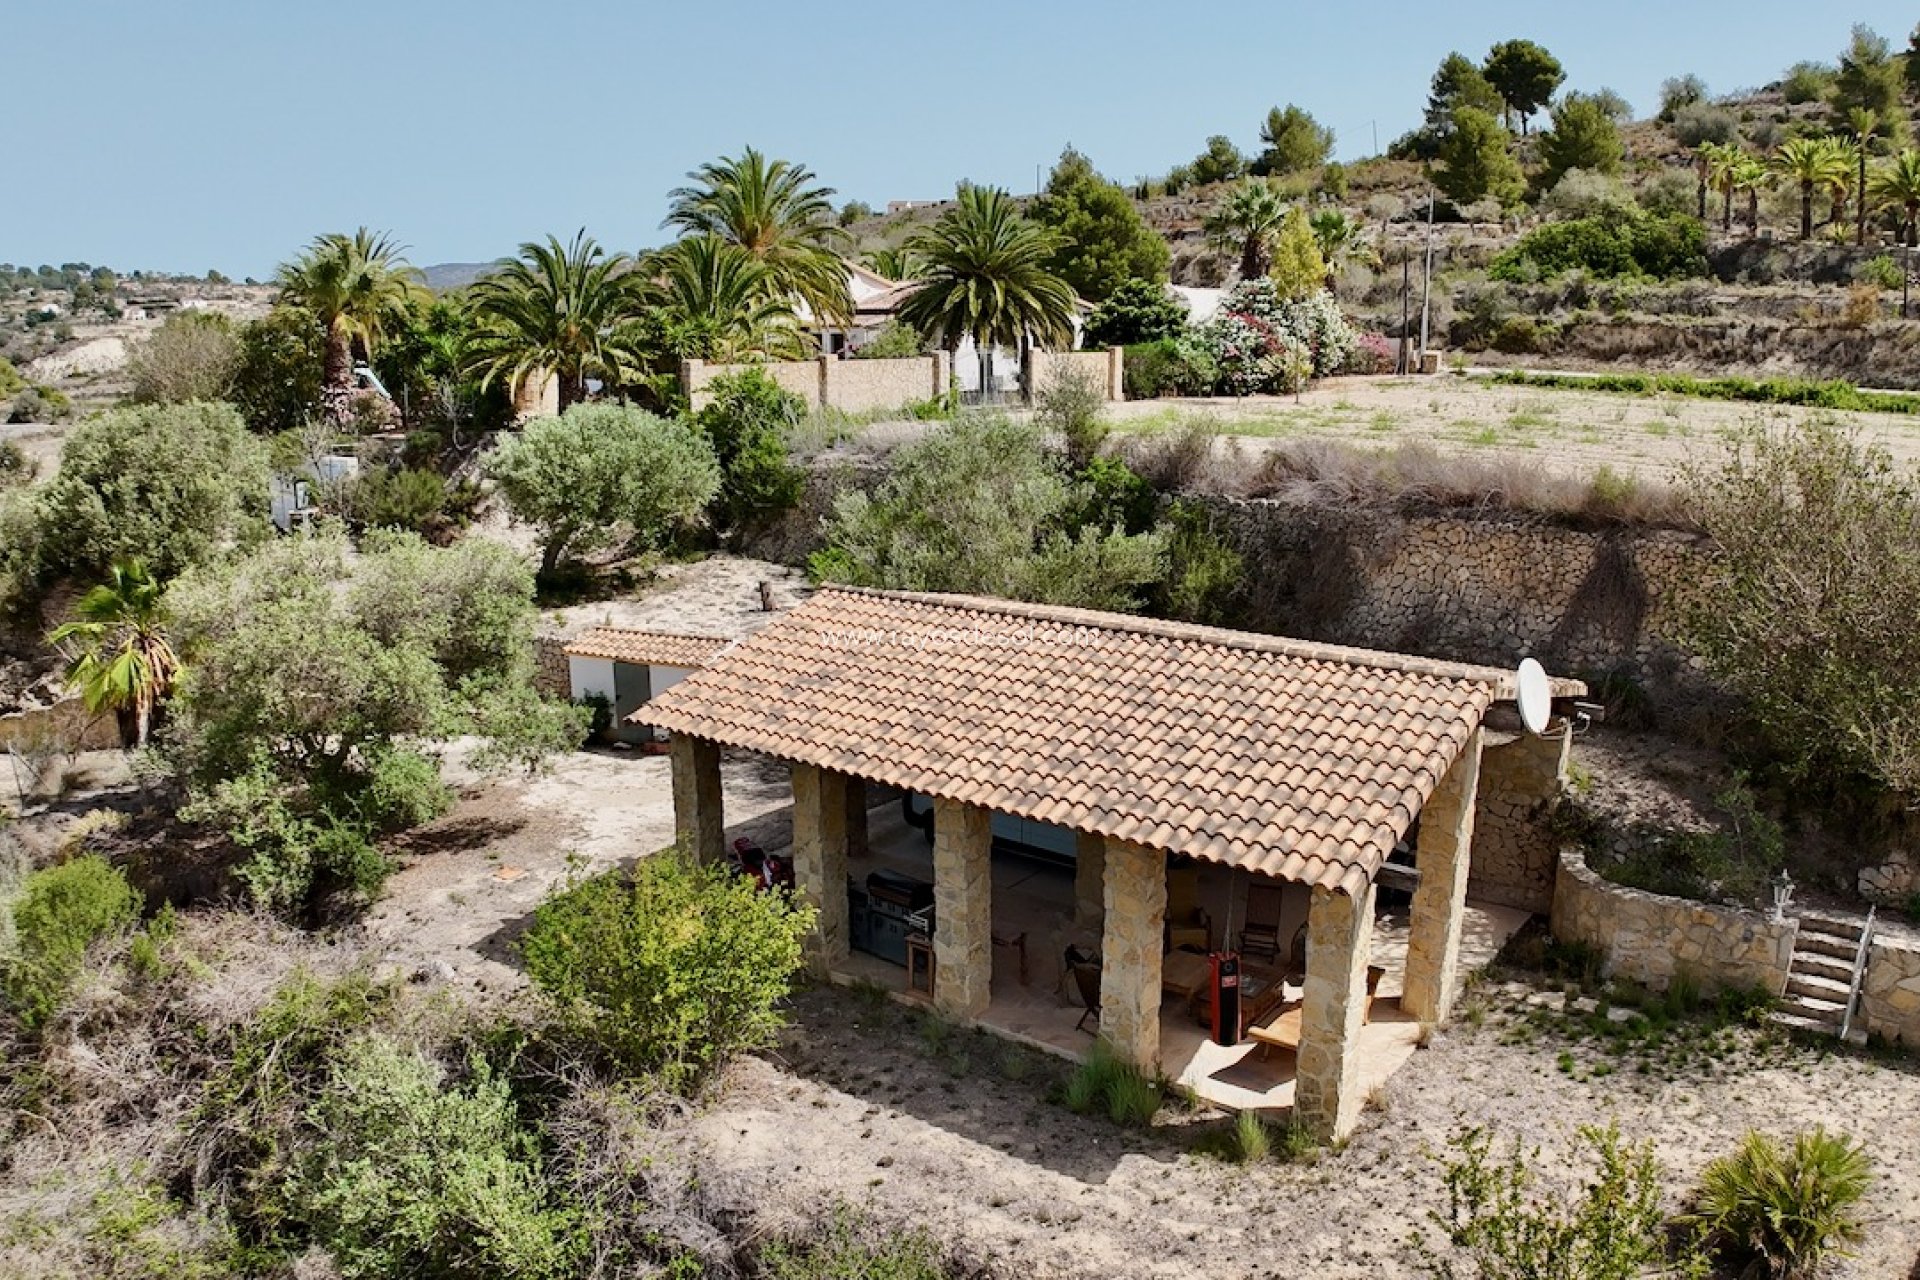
[1095,375,1920,485]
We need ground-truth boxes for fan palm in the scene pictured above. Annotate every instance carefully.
[274,228,425,423]
[1733,155,1772,237]
[1308,209,1378,292]
[647,234,806,362]
[47,560,179,749]
[864,244,924,282]
[1204,180,1291,279]
[1870,150,1920,245]
[664,147,851,324]
[467,231,650,412]
[896,185,1078,391]
[1773,137,1852,240]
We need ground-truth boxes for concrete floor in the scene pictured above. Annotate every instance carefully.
[815,798,1531,1114]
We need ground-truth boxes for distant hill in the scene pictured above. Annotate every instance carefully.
[421,261,494,292]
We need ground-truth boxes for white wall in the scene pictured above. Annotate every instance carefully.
[648,665,695,697]
[568,656,617,704]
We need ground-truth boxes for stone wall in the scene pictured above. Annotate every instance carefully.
[533,636,570,699]
[1470,728,1570,913]
[1551,848,1796,996]
[682,355,952,415]
[1025,348,1124,402]
[1206,500,1719,711]
[1860,933,1920,1049]
[0,697,122,756]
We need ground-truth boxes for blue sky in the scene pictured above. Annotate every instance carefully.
[12,1,1916,278]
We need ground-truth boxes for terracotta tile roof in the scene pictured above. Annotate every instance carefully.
[563,626,731,669]
[638,588,1583,896]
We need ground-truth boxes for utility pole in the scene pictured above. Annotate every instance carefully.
[1398,254,1412,375]
[1418,190,1436,369]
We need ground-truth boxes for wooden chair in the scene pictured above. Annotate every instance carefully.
[1238,882,1286,962]
[1071,963,1102,1033]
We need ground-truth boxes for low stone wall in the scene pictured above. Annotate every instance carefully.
[0,697,122,756]
[1469,728,1569,914]
[1860,933,1920,1049]
[1551,848,1796,996]
[682,355,952,415]
[1025,348,1124,402]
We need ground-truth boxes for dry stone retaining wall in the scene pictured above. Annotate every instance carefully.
[1469,729,1569,914]
[1860,934,1920,1049]
[1551,848,1796,996]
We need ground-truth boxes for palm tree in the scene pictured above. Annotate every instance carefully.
[664,147,851,325]
[896,185,1078,393]
[648,234,806,362]
[1700,142,1742,232]
[275,229,425,424]
[466,231,650,412]
[1773,137,1852,241]
[1203,180,1291,279]
[1308,209,1378,293]
[1849,108,1881,246]
[1870,150,1920,245]
[1732,155,1771,238]
[47,561,179,749]
[864,244,924,282]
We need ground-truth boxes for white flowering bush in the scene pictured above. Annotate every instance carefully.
[1201,279,1358,384]
[1200,311,1312,396]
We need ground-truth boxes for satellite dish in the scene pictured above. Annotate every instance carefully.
[1515,658,1551,735]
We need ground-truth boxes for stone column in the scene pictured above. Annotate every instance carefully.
[932,798,993,1020]
[791,763,850,974]
[668,734,724,865]
[1099,839,1167,1073]
[679,358,706,412]
[1404,730,1484,1026]
[1295,883,1378,1143]
[1073,830,1106,932]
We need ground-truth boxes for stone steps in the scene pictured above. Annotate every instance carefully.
[1773,910,1875,1042]
[1796,929,1864,962]
[1790,952,1856,985]
[1786,971,1854,1004]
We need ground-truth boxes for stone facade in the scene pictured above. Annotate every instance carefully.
[669,735,726,865]
[790,764,850,973]
[1469,726,1571,913]
[1099,839,1167,1072]
[1860,934,1920,1048]
[1405,731,1481,1024]
[1025,348,1124,403]
[1551,849,1796,996]
[683,354,953,415]
[1295,884,1378,1143]
[932,798,993,1020]
[532,635,571,699]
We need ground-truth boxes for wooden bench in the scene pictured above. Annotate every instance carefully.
[1246,966,1385,1056]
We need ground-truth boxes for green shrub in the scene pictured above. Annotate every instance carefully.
[127,310,240,405]
[1489,212,1706,282]
[1690,1127,1871,1278]
[1489,369,1920,415]
[333,466,458,539]
[520,851,814,1093]
[352,746,453,833]
[759,1207,948,1280]
[851,322,925,359]
[299,1035,583,1280]
[1035,365,1109,469]
[1062,1040,1160,1127]
[1123,338,1215,400]
[1085,278,1188,348]
[2,856,141,1031]
[1422,1122,1705,1279]
[1067,455,1159,536]
[694,369,807,542]
[0,439,35,489]
[1857,255,1906,291]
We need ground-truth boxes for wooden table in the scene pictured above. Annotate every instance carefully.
[1161,950,1212,1000]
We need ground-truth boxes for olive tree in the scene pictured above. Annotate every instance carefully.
[33,401,270,583]
[167,530,586,915]
[1687,420,1920,801]
[486,403,721,574]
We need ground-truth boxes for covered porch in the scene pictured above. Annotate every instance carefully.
[642,586,1582,1141]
